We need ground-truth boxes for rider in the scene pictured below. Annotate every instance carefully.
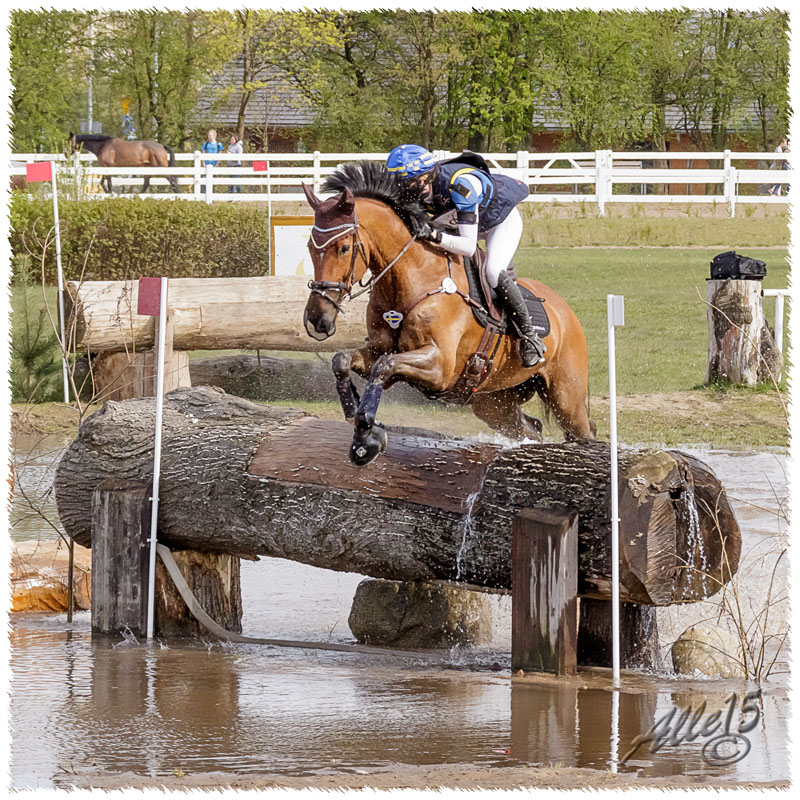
[386,144,545,366]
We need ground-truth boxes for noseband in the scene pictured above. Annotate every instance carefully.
[307,210,369,311]
[308,209,418,312]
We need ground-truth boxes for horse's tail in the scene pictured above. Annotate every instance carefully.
[163,144,178,191]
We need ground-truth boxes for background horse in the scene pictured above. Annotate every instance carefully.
[302,162,595,466]
[68,133,178,193]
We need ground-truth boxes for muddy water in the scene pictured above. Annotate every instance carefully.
[9,437,790,788]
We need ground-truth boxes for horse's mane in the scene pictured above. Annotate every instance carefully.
[322,161,429,232]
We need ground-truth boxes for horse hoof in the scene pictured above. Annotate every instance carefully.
[349,425,387,466]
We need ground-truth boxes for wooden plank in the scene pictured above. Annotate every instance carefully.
[248,417,499,514]
[90,479,151,636]
[511,508,578,675]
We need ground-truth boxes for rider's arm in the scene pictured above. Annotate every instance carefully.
[434,173,482,257]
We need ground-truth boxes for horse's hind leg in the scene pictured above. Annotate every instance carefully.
[537,367,596,441]
[471,387,543,442]
[141,176,151,193]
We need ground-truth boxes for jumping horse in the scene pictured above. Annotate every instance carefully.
[302,162,595,466]
[68,133,179,193]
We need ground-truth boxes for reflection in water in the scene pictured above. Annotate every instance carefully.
[9,439,790,788]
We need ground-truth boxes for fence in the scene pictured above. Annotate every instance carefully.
[9,149,792,217]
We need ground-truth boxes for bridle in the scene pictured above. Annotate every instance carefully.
[308,207,417,312]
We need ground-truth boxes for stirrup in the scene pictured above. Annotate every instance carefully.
[520,335,546,367]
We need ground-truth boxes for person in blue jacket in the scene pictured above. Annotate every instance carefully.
[386,144,545,366]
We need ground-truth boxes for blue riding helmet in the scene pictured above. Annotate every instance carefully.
[386,144,436,179]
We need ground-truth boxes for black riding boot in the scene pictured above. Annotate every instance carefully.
[495,271,546,367]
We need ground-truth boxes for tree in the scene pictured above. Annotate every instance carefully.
[10,10,92,151]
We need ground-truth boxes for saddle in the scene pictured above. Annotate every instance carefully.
[432,210,550,338]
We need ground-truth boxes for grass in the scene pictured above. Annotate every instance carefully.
[514,247,790,395]
[10,245,790,449]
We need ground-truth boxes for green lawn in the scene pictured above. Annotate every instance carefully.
[12,248,791,398]
[514,247,790,394]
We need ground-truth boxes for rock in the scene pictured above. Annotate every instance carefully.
[671,624,746,678]
[348,578,492,648]
[11,539,92,612]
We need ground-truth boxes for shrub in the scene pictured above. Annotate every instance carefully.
[9,195,271,283]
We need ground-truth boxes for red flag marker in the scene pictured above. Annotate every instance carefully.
[253,161,268,172]
[26,161,53,182]
[137,277,166,316]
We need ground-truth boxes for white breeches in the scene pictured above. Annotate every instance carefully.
[483,207,523,288]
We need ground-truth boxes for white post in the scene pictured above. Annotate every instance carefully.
[193,151,202,200]
[146,277,169,641]
[607,294,625,685]
[516,150,529,188]
[313,150,321,194]
[205,163,213,204]
[774,292,785,355]
[610,688,620,774]
[267,159,272,270]
[725,165,738,218]
[50,161,69,403]
[596,150,607,217]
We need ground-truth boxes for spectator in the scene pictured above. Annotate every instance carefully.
[201,129,224,193]
[769,136,788,196]
[228,134,243,193]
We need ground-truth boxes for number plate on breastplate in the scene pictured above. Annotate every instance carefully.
[442,277,458,294]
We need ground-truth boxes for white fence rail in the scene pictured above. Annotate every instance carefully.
[10,149,792,217]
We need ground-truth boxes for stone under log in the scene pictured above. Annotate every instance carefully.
[55,386,741,607]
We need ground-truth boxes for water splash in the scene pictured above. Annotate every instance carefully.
[455,490,481,581]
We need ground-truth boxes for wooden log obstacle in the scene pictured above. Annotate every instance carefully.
[56,387,741,672]
[65,276,369,401]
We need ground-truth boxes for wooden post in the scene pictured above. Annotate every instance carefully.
[91,478,151,636]
[706,278,782,385]
[512,509,579,676]
[90,478,242,639]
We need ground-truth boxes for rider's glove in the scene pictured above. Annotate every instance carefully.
[417,222,442,244]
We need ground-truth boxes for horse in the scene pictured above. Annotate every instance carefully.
[302,161,595,466]
[67,133,179,193]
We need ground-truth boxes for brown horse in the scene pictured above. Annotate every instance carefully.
[302,162,595,466]
[68,133,179,193]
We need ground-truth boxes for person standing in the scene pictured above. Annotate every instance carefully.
[227,134,243,193]
[201,129,224,193]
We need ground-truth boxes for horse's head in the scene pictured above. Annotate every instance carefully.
[302,184,369,341]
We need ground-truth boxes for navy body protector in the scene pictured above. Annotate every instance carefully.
[429,151,529,233]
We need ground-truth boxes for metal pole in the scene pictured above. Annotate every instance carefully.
[267,159,272,271]
[607,294,624,686]
[146,277,169,640]
[50,162,69,403]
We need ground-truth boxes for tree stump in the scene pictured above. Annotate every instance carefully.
[706,278,782,385]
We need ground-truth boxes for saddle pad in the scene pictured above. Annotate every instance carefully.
[463,252,550,337]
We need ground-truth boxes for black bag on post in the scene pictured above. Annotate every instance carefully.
[710,251,767,280]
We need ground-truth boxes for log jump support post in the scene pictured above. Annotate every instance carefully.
[90,478,242,638]
[511,507,662,676]
[512,509,579,676]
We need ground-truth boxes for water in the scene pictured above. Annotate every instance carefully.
[8,435,791,787]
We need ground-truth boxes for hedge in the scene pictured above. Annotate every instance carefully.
[9,195,272,284]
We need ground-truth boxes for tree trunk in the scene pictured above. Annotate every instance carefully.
[65,277,369,353]
[54,387,740,606]
[706,278,782,385]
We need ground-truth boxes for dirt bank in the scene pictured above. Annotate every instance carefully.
[61,762,787,791]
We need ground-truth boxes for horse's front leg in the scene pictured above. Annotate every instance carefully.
[331,348,371,421]
[349,344,446,466]
[141,176,151,193]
